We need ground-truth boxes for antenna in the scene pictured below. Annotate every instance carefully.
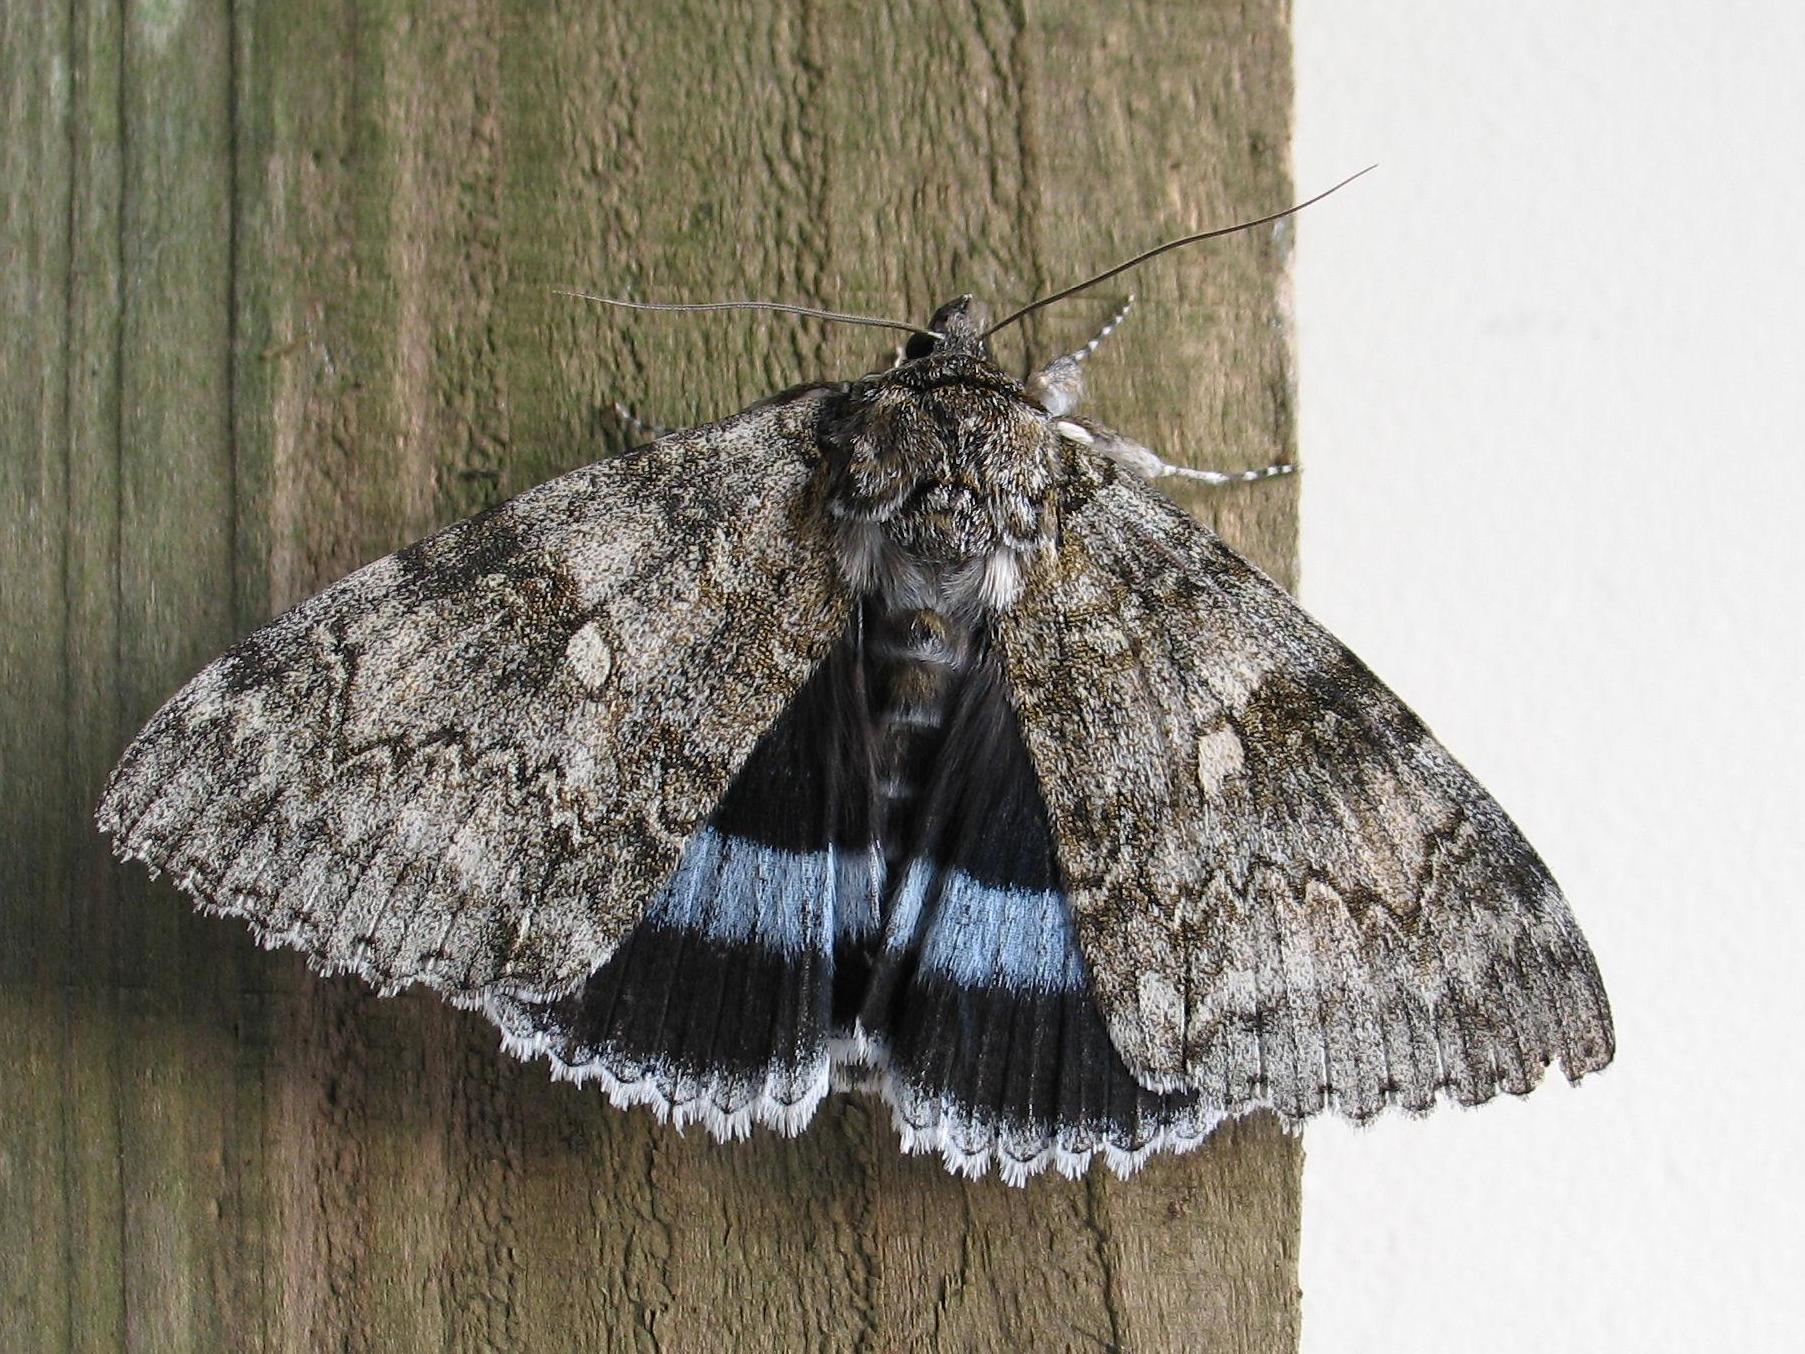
[553,290,932,337]
[984,165,1376,338]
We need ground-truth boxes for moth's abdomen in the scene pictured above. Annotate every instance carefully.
[865,603,973,876]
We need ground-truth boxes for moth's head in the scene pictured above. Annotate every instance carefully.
[902,295,994,364]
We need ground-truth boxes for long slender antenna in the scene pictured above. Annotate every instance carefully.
[984,165,1376,338]
[553,289,931,337]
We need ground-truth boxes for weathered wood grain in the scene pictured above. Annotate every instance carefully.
[1,3,1301,1350]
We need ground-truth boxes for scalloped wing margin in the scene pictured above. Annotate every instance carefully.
[98,393,853,1008]
[996,462,1614,1126]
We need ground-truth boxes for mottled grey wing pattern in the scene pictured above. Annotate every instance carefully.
[996,459,1614,1124]
[98,393,852,1009]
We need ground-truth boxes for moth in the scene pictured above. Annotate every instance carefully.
[98,185,1613,1185]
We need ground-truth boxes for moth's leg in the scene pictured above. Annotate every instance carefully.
[1024,295,1135,416]
[613,401,675,441]
[1053,417,1295,486]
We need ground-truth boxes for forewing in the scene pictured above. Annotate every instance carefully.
[98,393,853,1009]
[996,462,1614,1124]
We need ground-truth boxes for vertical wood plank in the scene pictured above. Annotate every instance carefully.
[114,4,256,1351]
[1,1,77,1347]
[59,1,130,1345]
[2,3,1301,1349]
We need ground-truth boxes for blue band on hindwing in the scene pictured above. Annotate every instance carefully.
[884,859,1086,993]
[640,828,866,958]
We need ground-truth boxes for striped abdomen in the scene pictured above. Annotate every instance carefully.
[864,603,975,877]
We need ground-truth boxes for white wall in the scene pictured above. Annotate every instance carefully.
[1293,4,1805,1350]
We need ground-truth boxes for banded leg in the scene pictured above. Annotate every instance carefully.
[1025,295,1136,416]
[1051,417,1295,486]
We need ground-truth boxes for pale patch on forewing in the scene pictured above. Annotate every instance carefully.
[1195,723,1245,796]
[563,620,614,693]
[1200,654,1272,714]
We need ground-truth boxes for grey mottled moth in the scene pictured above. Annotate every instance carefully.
[98,186,1612,1184]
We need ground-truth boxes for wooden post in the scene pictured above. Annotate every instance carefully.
[1,3,1300,1349]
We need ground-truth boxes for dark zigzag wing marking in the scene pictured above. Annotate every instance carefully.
[996,457,1615,1121]
[859,654,1218,1183]
[97,392,853,1009]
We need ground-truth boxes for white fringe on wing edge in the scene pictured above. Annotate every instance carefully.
[486,1007,1239,1185]
[869,1065,1229,1186]
[485,1000,835,1142]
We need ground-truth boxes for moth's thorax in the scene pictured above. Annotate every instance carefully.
[824,350,1062,616]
